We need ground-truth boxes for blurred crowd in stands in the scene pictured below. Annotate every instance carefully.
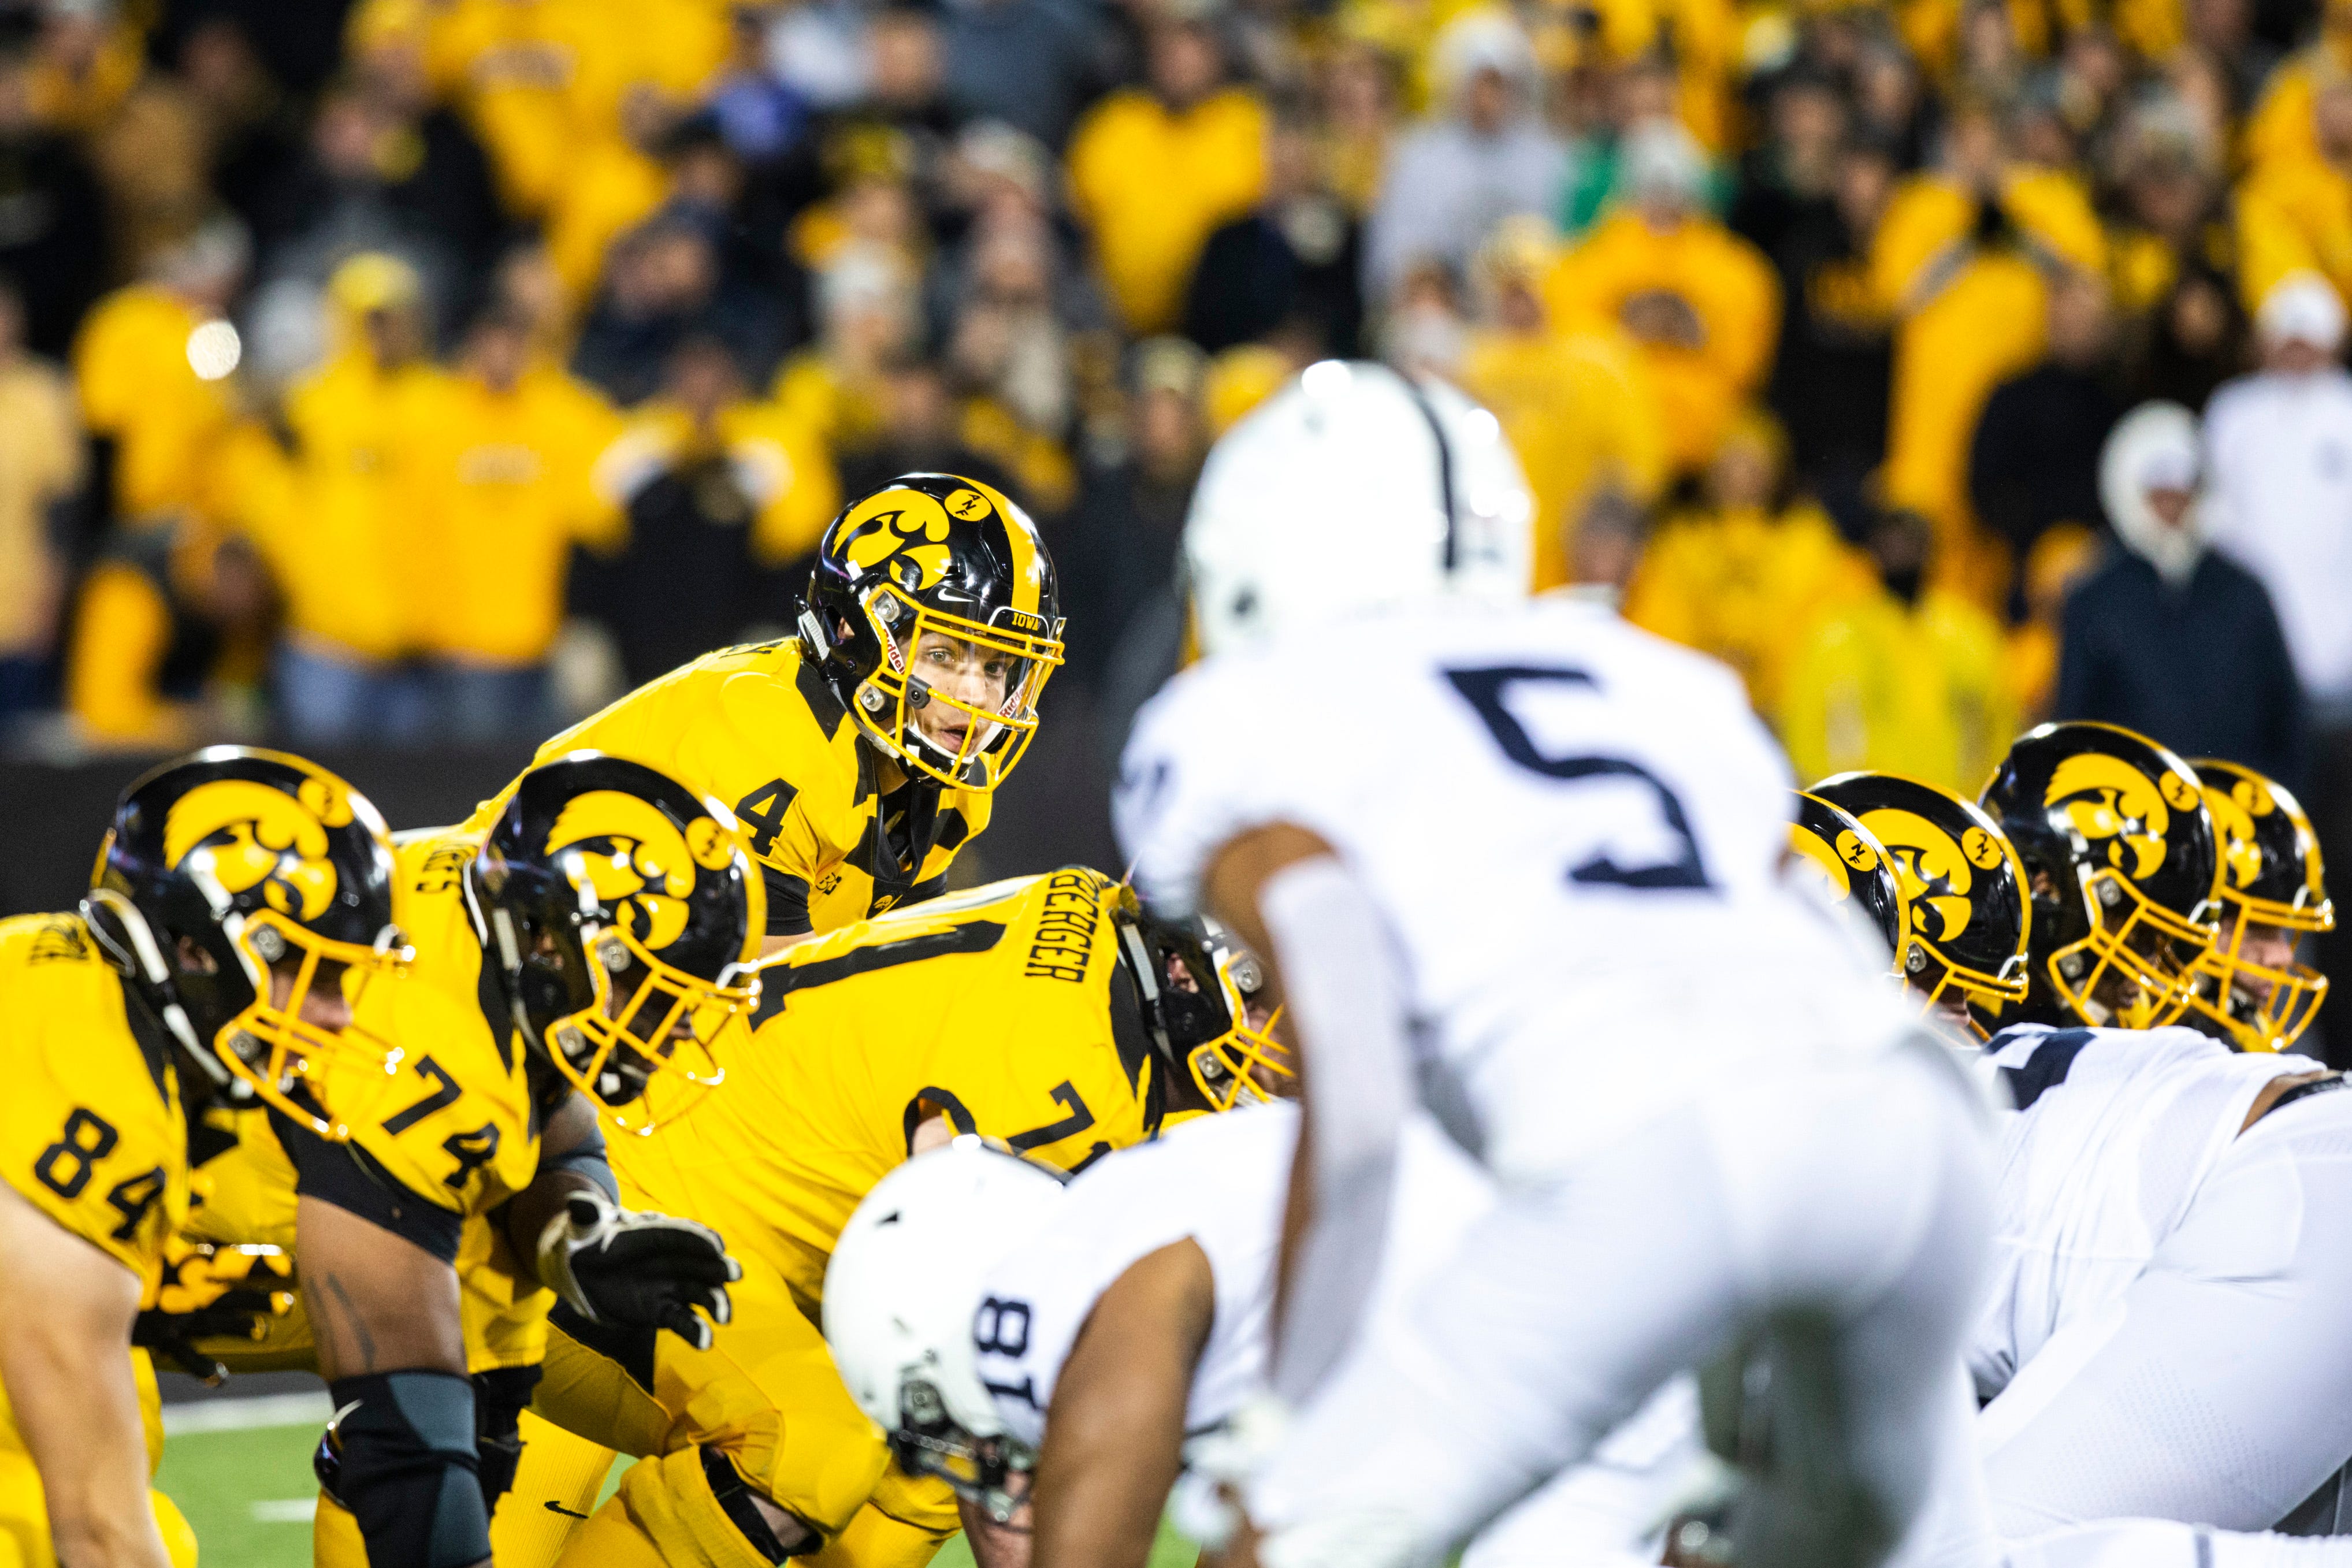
[2,0,2350,827]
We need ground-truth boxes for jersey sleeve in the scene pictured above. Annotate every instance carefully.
[1115,658,1316,917]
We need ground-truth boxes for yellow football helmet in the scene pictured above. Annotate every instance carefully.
[1979,723,2221,1031]
[1811,772,2032,1038]
[2182,758,2334,1051]
[1112,891,1289,1112]
[801,474,1065,792]
[84,748,410,1140]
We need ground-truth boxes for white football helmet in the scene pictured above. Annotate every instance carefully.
[823,1136,1068,1521]
[1183,360,1534,656]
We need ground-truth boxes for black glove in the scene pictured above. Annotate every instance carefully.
[133,1239,297,1384]
[537,1191,741,1351]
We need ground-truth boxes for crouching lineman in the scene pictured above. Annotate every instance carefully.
[504,876,1269,1568]
[1113,359,1994,1568]
[2180,757,2335,1054]
[467,474,1064,953]
[0,749,406,1568]
[129,752,768,1568]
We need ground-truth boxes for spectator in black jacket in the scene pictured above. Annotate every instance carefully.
[1181,114,1362,358]
[2055,400,2305,785]
[1970,268,2125,563]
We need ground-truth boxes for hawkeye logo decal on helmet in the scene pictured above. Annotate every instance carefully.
[1858,809,1978,946]
[164,778,352,920]
[2204,781,2272,891]
[1792,827,1874,901]
[545,792,733,953]
[841,493,980,594]
[2046,755,2179,880]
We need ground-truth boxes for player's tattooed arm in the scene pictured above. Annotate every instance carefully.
[0,1179,177,1568]
[1030,1239,1218,1568]
[1204,822,1410,1404]
[296,1194,468,1378]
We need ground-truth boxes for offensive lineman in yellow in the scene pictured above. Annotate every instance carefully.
[467,474,1066,950]
[138,753,770,1568]
[508,870,1285,1568]
[0,749,409,1568]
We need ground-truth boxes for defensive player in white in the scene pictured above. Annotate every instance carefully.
[1472,773,2352,1568]
[1961,726,2352,1538]
[1110,360,1997,1568]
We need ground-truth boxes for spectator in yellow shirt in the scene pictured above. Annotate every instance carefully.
[581,334,841,686]
[65,521,275,750]
[1066,13,1267,335]
[70,218,245,529]
[0,281,79,723]
[1458,216,1669,591]
[2237,76,2352,315]
[1623,409,1874,725]
[1872,103,2105,545]
[1544,119,1781,474]
[254,251,451,744]
[410,310,626,741]
[1779,506,2017,793]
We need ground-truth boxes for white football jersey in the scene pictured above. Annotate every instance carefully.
[1967,1023,2319,1401]
[972,1102,1492,1450]
[1115,598,1913,1177]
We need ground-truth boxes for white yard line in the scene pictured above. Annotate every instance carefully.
[161,1391,333,1436]
[248,1499,319,1524]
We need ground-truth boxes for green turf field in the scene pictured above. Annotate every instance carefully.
[157,1410,1200,1568]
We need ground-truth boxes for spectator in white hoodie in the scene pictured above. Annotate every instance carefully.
[2205,272,2352,1061]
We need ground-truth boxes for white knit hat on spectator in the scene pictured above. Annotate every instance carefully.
[2256,272,2347,354]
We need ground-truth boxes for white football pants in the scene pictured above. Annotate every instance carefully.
[1248,1038,1995,1568]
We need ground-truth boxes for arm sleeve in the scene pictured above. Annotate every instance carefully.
[1258,855,1413,1406]
[763,865,813,937]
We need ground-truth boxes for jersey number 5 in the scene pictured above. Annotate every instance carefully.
[1444,664,1712,891]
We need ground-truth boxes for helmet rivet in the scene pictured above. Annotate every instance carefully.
[861,687,887,713]
[601,941,630,974]
[251,925,286,962]
[2098,880,2121,908]
[2060,954,2085,979]
[876,597,901,626]
[1905,946,1927,975]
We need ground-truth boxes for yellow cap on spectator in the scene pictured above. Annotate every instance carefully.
[328,252,423,318]
[1204,345,1291,436]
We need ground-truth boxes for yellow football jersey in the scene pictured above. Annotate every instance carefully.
[333,830,552,1221]
[0,912,195,1568]
[463,640,991,937]
[0,913,190,1284]
[616,867,1165,1313]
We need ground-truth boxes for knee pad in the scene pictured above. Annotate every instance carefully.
[585,1445,818,1568]
[474,1364,546,1511]
[321,1370,492,1568]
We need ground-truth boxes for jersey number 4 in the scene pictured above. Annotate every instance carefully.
[1444,664,1712,891]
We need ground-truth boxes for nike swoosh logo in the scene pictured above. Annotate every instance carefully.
[544,1502,590,1519]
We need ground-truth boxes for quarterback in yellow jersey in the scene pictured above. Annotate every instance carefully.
[0,749,409,1568]
[508,869,1285,1568]
[467,474,1066,950]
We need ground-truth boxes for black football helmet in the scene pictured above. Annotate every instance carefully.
[1978,723,2221,1031]
[1112,890,1288,1112]
[469,753,765,1134]
[800,474,1065,793]
[2183,758,2334,1052]
[1789,792,1910,973]
[1812,771,2032,1039]
[83,748,407,1139]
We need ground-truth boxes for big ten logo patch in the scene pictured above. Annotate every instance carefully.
[1024,871,1102,983]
